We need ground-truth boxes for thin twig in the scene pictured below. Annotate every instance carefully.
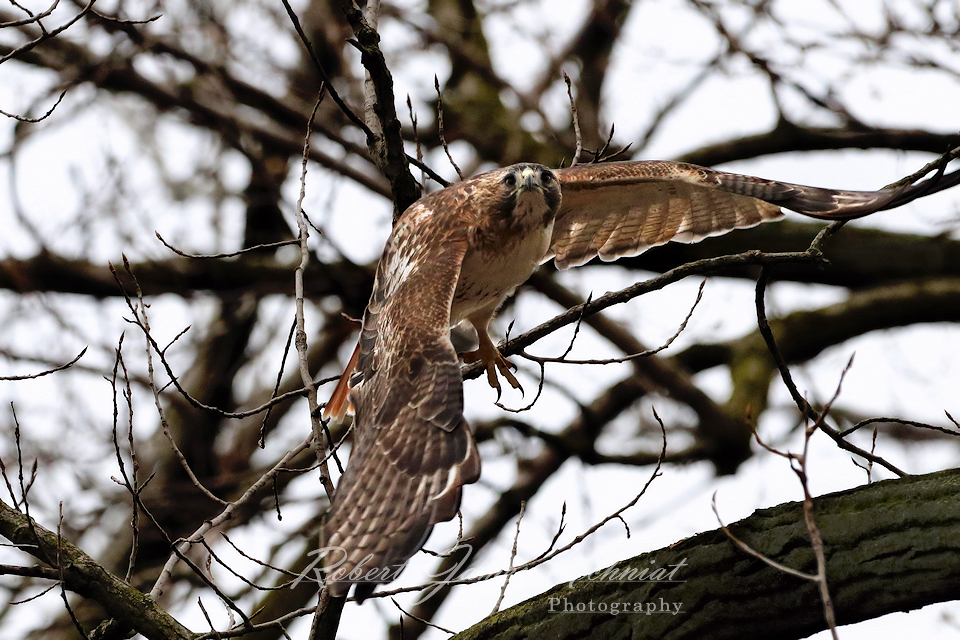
[521,281,706,365]
[279,0,372,140]
[155,233,299,259]
[390,599,454,635]
[586,124,632,163]
[110,261,337,418]
[562,71,582,166]
[753,266,906,477]
[434,76,463,181]
[57,504,89,639]
[198,598,219,639]
[11,404,40,544]
[0,0,96,65]
[491,500,525,614]
[260,318,298,448]
[220,532,303,578]
[0,0,60,27]
[108,335,140,582]
[494,361,545,414]
[198,538,294,592]
[711,494,816,581]
[148,435,313,600]
[0,432,19,510]
[0,88,68,123]
[472,249,824,380]
[113,259,229,508]
[407,95,425,186]
[291,90,337,499]
[9,583,57,605]
[0,348,86,380]
[838,416,960,439]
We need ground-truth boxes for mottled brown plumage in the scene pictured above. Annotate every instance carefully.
[323,164,559,599]
[322,157,959,599]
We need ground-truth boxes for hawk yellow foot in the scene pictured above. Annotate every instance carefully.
[463,341,521,395]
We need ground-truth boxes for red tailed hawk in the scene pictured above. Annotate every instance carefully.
[321,157,959,599]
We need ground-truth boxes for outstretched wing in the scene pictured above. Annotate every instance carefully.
[548,159,960,269]
[323,207,480,600]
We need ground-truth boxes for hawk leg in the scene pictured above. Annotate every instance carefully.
[463,310,521,395]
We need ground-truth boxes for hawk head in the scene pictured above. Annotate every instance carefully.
[495,163,562,229]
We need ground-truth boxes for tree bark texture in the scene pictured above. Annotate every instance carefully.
[455,468,960,640]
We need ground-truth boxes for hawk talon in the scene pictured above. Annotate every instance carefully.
[463,344,523,395]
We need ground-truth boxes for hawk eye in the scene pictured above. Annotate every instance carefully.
[540,170,555,183]
[503,173,518,188]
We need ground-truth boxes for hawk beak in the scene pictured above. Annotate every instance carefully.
[519,167,538,192]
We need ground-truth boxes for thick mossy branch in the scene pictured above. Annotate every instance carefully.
[454,468,960,640]
[0,499,195,640]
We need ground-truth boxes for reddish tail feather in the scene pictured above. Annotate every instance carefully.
[323,341,360,422]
